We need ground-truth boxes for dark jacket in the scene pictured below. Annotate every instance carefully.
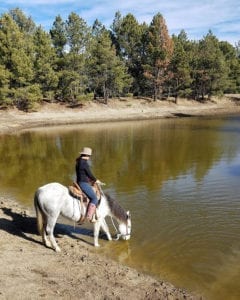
[76,158,96,183]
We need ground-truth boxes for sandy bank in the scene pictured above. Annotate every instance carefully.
[0,96,240,135]
[0,197,201,299]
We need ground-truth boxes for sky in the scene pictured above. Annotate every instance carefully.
[0,0,239,45]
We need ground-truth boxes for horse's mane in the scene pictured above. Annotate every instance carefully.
[105,193,128,223]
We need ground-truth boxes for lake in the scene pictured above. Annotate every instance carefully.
[0,115,240,299]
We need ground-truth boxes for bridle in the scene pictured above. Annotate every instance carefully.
[110,215,131,241]
[97,182,131,240]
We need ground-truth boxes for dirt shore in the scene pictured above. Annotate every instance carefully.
[0,96,240,135]
[1,97,239,299]
[0,197,201,300]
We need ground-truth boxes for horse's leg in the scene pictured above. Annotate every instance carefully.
[100,218,112,241]
[38,211,52,248]
[42,224,52,249]
[46,215,61,252]
[93,220,101,247]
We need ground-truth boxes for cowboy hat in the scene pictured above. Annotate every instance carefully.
[80,147,92,156]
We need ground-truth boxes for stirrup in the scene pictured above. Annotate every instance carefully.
[89,214,97,223]
[77,214,86,225]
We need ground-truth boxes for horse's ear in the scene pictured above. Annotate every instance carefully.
[127,210,131,218]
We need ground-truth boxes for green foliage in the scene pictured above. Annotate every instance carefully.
[50,15,67,57]
[143,13,174,100]
[0,13,34,86]
[191,31,229,100]
[0,64,11,105]
[33,26,59,97]
[0,8,239,108]
[76,93,94,102]
[87,21,131,102]
[111,12,148,95]
[13,84,42,111]
[169,31,193,99]
[9,7,36,34]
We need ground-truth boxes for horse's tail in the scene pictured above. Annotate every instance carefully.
[34,190,44,236]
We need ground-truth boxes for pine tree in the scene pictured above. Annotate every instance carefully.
[65,12,90,54]
[50,15,67,58]
[219,41,240,93]
[0,13,36,108]
[143,13,173,100]
[9,7,36,34]
[170,31,192,102]
[111,12,147,95]
[58,12,90,101]
[0,64,11,105]
[191,31,228,100]
[33,26,58,100]
[87,20,131,103]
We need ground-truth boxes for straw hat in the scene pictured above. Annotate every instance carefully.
[80,147,92,156]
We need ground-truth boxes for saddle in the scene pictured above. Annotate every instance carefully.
[68,182,100,224]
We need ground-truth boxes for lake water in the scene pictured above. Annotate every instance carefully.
[0,116,240,299]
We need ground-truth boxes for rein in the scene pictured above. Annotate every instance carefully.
[110,216,131,241]
[109,208,131,241]
[110,216,121,240]
[97,183,130,240]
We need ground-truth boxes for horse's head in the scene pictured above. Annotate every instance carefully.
[118,211,131,240]
[105,194,132,241]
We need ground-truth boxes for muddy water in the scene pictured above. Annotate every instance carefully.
[0,116,240,299]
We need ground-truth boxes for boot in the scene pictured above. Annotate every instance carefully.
[86,203,96,223]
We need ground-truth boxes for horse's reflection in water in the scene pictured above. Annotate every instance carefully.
[34,182,131,252]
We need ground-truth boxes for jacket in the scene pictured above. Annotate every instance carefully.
[76,158,97,183]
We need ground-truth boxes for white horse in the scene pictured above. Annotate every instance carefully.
[34,182,131,252]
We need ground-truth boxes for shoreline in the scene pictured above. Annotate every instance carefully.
[0,96,240,135]
[1,97,239,299]
[0,197,201,299]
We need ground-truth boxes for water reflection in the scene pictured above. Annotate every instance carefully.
[0,116,240,299]
[0,119,224,201]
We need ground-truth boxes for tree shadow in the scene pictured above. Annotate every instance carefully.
[172,112,193,118]
[0,207,41,245]
[0,207,107,248]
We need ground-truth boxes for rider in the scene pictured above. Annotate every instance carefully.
[75,147,101,222]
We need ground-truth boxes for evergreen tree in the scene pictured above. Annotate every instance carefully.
[0,64,11,105]
[9,7,36,34]
[191,31,228,100]
[219,41,240,93]
[65,12,90,54]
[111,12,147,95]
[143,13,173,100]
[33,26,58,99]
[58,12,90,101]
[0,13,36,108]
[170,31,192,101]
[50,15,67,58]
[0,9,239,106]
[88,20,131,103]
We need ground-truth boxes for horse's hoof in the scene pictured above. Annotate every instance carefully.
[94,244,100,247]
[55,247,61,252]
[45,240,52,248]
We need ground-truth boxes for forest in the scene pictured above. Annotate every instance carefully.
[0,8,240,110]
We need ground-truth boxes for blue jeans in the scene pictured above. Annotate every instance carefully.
[79,182,98,206]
